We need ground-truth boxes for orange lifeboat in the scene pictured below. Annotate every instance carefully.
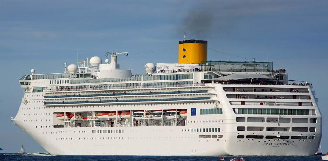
[97,111,116,119]
[120,111,131,118]
[108,112,117,117]
[68,113,74,119]
[180,110,187,114]
[56,113,67,120]
[97,112,109,119]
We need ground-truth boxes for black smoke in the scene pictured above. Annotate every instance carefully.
[182,7,213,39]
[177,1,242,40]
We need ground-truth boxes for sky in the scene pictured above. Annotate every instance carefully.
[0,0,328,154]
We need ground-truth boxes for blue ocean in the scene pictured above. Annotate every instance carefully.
[0,154,323,161]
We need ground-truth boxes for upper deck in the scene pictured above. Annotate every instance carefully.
[203,60,273,73]
[17,42,305,93]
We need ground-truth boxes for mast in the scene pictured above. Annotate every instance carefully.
[105,52,128,69]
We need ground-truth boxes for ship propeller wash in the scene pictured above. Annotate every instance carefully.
[12,39,321,156]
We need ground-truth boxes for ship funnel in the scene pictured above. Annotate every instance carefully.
[178,39,207,64]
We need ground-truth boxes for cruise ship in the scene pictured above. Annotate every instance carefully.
[12,39,321,156]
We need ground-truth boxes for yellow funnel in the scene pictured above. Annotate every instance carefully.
[178,40,207,64]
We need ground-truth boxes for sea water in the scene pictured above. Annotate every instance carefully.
[0,154,323,161]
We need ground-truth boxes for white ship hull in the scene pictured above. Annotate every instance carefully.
[13,84,321,156]
[13,40,322,156]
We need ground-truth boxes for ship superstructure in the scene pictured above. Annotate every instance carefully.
[12,39,321,156]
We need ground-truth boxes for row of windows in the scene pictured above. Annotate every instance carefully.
[186,128,221,133]
[223,87,309,93]
[92,129,124,134]
[24,119,51,123]
[36,125,51,128]
[47,93,211,102]
[237,126,316,132]
[90,128,221,134]
[237,108,310,115]
[47,101,215,109]
[71,74,193,84]
[20,82,31,85]
[25,94,43,97]
[23,113,50,116]
[43,130,86,135]
[236,117,318,123]
[23,100,44,104]
[29,73,70,80]
[45,97,211,105]
[237,135,316,140]
[68,81,193,90]
[200,108,223,115]
[56,137,123,141]
[187,119,223,124]
[55,136,205,141]
[204,73,219,79]
[50,79,70,84]
[199,135,223,138]
[45,90,208,98]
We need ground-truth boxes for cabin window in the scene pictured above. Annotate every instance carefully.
[292,127,308,132]
[310,118,317,123]
[246,135,263,139]
[309,127,316,132]
[236,117,245,122]
[200,108,223,115]
[237,126,245,131]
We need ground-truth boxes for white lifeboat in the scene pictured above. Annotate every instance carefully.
[164,110,180,119]
[133,111,147,119]
[151,110,163,119]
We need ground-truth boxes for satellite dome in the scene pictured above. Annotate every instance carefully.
[31,69,35,74]
[145,63,155,74]
[90,56,102,66]
[67,64,77,73]
[105,59,109,64]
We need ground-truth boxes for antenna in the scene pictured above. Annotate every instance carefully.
[183,33,186,41]
[105,52,129,57]
[64,63,67,73]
